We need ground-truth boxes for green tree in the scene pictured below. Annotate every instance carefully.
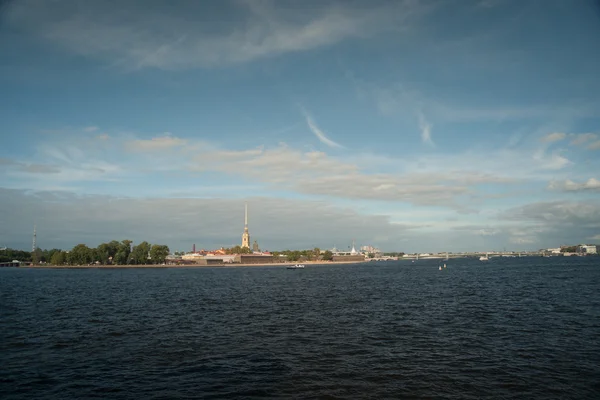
[322,250,333,261]
[225,245,252,255]
[150,244,170,264]
[32,247,42,264]
[130,241,151,265]
[95,243,111,264]
[107,240,120,258]
[68,244,93,265]
[287,250,302,262]
[113,240,132,265]
[50,251,67,265]
[0,248,32,263]
[301,249,312,260]
[43,249,62,263]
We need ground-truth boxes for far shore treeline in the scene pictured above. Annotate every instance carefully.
[1,240,170,266]
[1,244,339,264]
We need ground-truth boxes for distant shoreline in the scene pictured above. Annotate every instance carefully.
[25,260,367,269]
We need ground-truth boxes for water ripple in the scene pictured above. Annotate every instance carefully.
[1,257,600,399]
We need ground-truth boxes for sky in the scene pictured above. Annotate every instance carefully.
[1,0,600,253]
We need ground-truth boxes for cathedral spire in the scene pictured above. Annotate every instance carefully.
[241,202,250,248]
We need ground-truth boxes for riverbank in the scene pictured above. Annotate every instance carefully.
[26,260,367,269]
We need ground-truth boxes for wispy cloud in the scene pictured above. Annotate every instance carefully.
[0,158,62,174]
[548,178,600,192]
[126,134,187,151]
[84,126,99,133]
[569,132,597,146]
[532,148,571,170]
[418,112,434,145]
[6,0,428,70]
[541,132,566,142]
[587,140,600,150]
[303,111,344,149]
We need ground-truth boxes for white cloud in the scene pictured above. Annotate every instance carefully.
[187,144,509,210]
[358,80,599,123]
[532,148,571,170]
[303,112,344,149]
[541,132,566,142]
[6,0,427,70]
[569,132,597,146]
[478,228,499,236]
[126,135,187,151]
[418,112,434,145]
[96,134,110,141]
[502,201,600,230]
[588,140,600,150]
[84,126,99,133]
[548,178,600,192]
[509,236,537,244]
[0,158,61,174]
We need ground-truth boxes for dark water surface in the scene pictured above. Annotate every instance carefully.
[1,257,600,399]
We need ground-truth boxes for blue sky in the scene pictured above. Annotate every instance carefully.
[1,0,600,252]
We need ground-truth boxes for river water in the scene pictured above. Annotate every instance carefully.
[1,257,599,399]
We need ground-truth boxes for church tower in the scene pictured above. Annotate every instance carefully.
[241,202,250,249]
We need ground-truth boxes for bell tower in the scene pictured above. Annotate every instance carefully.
[241,202,250,249]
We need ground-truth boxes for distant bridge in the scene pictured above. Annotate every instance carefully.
[0,261,31,267]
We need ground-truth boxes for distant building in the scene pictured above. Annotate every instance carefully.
[350,240,358,255]
[181,253,204,261]
[238,254,273,264]
[547,248,562,254]
[252,240,259,253]
[241,203,250,249]
[579,245,597,255]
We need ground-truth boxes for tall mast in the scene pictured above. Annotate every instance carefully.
[245,202,248,228]
[32,224,36,253]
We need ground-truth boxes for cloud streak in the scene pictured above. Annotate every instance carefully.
[126,134,187,151]
[548,178,600,192]
[5,0,427,70]
[541,132,566,142]
[418,112,434,145]
[303,112,345,149]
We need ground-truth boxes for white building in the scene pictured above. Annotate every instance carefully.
[579,245,597,255]
[547,248,562,254]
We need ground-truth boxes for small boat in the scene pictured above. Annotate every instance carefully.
[479,252,489,261]
[287,264,305,269]
[439,265,442,271]
[443,263,447,268]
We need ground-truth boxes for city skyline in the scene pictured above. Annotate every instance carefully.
[1,0,600,252]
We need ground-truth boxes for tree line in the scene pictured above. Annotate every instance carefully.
[1,240,170,265]
[270,248,333,262]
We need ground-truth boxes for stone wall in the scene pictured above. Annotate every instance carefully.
[238,255,274,264]
[332,255,365,262]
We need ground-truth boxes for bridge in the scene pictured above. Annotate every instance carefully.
[0,261,31,267]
